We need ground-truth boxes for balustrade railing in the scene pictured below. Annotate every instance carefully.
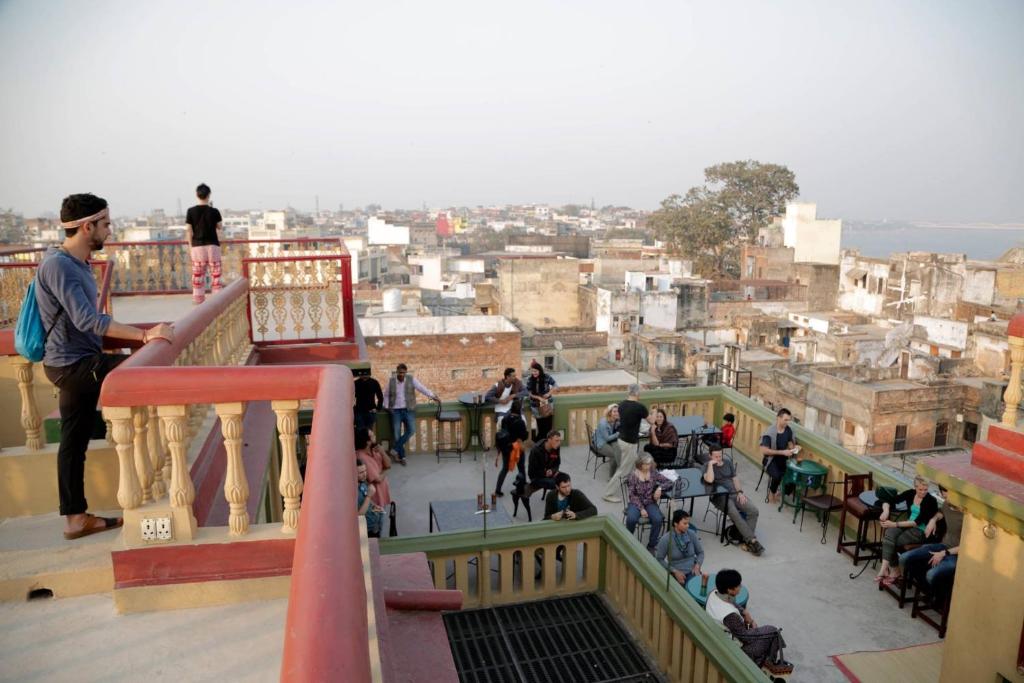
[0,259,110,328]
[380,516,768,683]
[101,362,374,681]
[97,238,344,295]
[243,251,354,345]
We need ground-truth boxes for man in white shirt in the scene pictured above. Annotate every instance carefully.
[382,363,437,465]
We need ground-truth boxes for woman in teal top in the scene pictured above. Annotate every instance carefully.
[875,476,939,587]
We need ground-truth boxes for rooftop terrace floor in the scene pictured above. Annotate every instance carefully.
[386,443,942,683]
[0,442,941,683]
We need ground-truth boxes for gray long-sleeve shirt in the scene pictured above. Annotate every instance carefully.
[35,247,111,367]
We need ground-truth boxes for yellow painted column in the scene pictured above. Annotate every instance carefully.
[132,406,153,504]
[273,399,303,533]
[216,402,250,535]
[1002,334,1023,425]
[158,404,197,540]
[10,358,42,451]
[103,406,142,510]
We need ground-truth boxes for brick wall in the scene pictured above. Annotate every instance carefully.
[364,331,521,400]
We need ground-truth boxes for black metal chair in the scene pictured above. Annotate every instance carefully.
[433,399,464,463]
[799,480,843,544]
[911,577,952,637]
[755,456,771,502]
[584,420,612,479]
[620,477,656,545]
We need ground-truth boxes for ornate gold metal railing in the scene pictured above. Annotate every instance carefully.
[243,252,354,345]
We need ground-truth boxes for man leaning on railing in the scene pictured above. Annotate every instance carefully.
[37,193,174,541]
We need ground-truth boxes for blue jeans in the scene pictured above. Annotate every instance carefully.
[389,408,416,459]
[901,543,957,591]
[625,503,664,549]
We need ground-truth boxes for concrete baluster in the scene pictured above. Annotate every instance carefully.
[10,358,43,451]
[103,406,142,510]
[216,402,250,535]
[273,399,303,532]
[1003,330,1023,425]
[132,406,154,504]
[147,406,166,498]
[158,404,198,539]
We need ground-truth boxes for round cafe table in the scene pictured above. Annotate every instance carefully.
[458,391,489,450]
[684,573,748,609]
[778,459,829,522]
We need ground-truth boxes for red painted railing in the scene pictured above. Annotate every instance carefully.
[100,364,371,682]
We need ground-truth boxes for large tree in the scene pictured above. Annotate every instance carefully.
[704,160,799,240]
[649,188,735,278]
[652,160,798,277]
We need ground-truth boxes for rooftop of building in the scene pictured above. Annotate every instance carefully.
[358,315,519,336]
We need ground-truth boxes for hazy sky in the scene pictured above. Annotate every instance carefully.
[1,1,1022,222]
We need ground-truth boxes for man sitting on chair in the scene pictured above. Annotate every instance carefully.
[655,509,704,584]
[704,445,764,556]
[706,569,793,676]
[544,472,597,521]
[528,430,562,492]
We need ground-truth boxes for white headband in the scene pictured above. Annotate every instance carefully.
[61,207,109,229]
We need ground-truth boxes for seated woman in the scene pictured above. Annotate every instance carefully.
[875,475,939,587]
[706,569,792,676]
[624,454,672,552]
[593,403,621,472]
[643,408,678,466]
[900,485,961,599]
[355,427,391,507]
[655,509,704,584]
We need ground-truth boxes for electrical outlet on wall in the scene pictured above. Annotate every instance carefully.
[141,518,157,541]
[155,517,172,541]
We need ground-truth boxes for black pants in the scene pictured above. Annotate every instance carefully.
[644,443,676,465]
[766,455,789,494]
[533,414,553,442]
[495,443,526,494]
[44,353,126,516]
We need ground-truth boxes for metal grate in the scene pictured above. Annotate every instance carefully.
[443,594,664,683]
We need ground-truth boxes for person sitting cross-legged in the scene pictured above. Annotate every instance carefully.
[356,459,384,538]
[593,403,621,475]
[875,475,940,587]
[625,453,672,552]
[655,509,704,584]
[528,430,562,493]
[706,569,793,676]
[703,445,764,556]
[899,484,961,597]
[543,472,597,521]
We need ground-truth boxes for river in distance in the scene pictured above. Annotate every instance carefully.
[841,221,1023,260]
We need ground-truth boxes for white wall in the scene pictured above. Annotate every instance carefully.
[963,267,996,306]
[641,291,678,330]
[595,287,613,333]
[409,255,444,290]
[367,217,410,246]
[913,315,969,350]
[782,203,841,265]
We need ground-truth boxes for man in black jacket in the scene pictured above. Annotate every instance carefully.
[544,473,597,520]
[353,368,383,433]
[528,430,562,492]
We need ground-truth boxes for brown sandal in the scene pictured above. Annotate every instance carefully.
[63,515,123,540]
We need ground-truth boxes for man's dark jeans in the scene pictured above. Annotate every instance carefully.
[44,353,126,516]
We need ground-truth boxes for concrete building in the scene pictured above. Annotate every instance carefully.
[781,202,842,265]
[497,255,581,328]
[342,236,388,284]
[367,216,411,246]
[359,315,521,400]
[519,328,608,372]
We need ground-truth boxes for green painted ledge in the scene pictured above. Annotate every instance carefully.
[380,515,768,683]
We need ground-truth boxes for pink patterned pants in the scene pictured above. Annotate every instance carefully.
[190,245,223,303]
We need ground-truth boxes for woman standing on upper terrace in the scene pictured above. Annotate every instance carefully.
[526,361,557,442]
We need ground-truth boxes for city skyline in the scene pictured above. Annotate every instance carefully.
[1,1,1022,223]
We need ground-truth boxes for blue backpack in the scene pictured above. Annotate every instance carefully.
[14,278,62,363]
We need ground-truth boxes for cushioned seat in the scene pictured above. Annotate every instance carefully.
[836,473,880,565]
